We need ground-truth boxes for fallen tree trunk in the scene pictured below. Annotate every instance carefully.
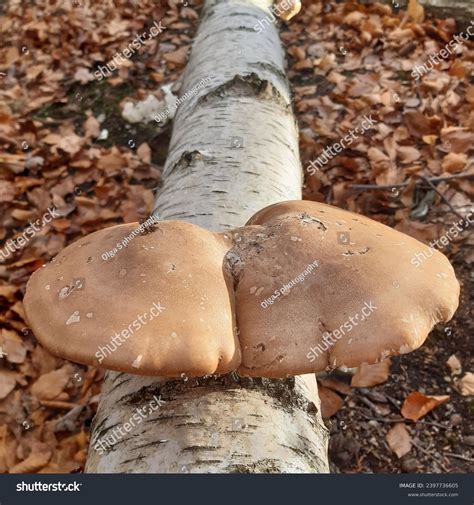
[86,0,329,473]
[360,0,473,29]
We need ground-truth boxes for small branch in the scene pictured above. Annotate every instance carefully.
[444,452,474,463]
[355,410,449,430]
[411,440,451,472]
[417,175,465,221]
[351,173,474,191]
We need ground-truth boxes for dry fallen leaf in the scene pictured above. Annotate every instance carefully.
[137,143,152,164]
[446,354,462,376]
[0,425,17,473]
[401,392,449,421]
[319,385,344,418]
[386,423,412,458]
[0,371,16,400]
[454,372,474,396]
[30,365,72,401]
[0,180,16,202]
[84,116,101,139]
[318,377,352,395]
[163,46,189,66]
[9,442,52,473]
[397,146,421,164]
[407,0,425,23]
[351,359,391,388]
[442,152,467,173]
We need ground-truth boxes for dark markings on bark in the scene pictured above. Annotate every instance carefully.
[166,151,206,177]
[120,455,146,465]
[195,459,224,464]
[130,440,170,451]
[211,25,260,36]
[175,421,206,427]
[197,73,289,109]
[108,377,132,395]
[182,445,220,452]
[145,414,193,423]
[249,61,288,85]
[92,422,122,442]
[227,459,283,473]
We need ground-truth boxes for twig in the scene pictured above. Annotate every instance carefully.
[384,393,401,410]
[358,395,385,416]
[444,452,474,463]
[355,410,449,430]
[355,409,403,424]
[416,420,449,430]
[417,175,465,221]
[411,440,451,472]
[351,173,474,191]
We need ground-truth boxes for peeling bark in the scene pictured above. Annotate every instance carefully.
[86,0,329,474]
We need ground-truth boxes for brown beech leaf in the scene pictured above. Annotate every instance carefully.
[97,149,127,172]
[397,146,421,164]
[442,153,467,173]
[0,180,16,202]
[137,143,152,163]
[319,385,344,418]
[9,442,52,474]
[446,354,462,376]
[454,372,474,396]
[0,425,17,473]
[163,46,189,66]
[404,111,432,137]
[407,0,424,23]
[0,371,16,400]
[387,423,412,458]
[318,377,351,395]
[351,359,391,388]
[1,329,27,364]
[84,116,101,139]
[30,365,72,401]
[0,285,18,300]
[401,392,449,421]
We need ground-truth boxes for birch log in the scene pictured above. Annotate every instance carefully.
[85,0,329,473]
[360,0,473,27]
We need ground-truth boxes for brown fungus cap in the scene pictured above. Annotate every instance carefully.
[234,201,460,377]
[24,221,240,376]
[24,201,459,379]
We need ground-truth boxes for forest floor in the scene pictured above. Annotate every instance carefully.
[0,0,472,473]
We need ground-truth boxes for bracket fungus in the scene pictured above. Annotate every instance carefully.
[24,201,459,379]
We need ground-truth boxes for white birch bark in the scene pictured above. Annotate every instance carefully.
[85,0,329,473]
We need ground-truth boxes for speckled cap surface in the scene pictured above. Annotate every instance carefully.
[24,201,459,378]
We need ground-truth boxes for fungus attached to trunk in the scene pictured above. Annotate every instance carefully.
[24,221,240,377]
[24,201,459,378]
